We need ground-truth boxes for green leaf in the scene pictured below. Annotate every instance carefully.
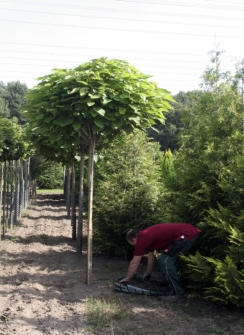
[87,101,95,107]
[129,117,141,125]
[80,87,89,97]
[96,108,106,116]
[119,107,126,114]
[89,93,101,99]
[73,122,82,132]
[77,80,88,85]
[68,87,79,94]
[54,115,73,127]
[94,119,105,128]
[140,94,147,102]
[150,126,159,133]
[102,97,112,105]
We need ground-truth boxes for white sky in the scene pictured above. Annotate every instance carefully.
[0,0,244,94]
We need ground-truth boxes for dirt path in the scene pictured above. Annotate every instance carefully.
[0,193,113,335]
[0,193,244,335]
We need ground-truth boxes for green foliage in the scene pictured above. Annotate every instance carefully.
[147,90,201,152]
[161,51,244,307]
[0,81,27,123]
[30,156,64,189]
[0,117,27,161]
[24,57,172,162]
[162,85,243,224]
[93,131,164,257]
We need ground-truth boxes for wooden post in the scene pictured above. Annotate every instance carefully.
[19,160,24,216]
[6,161,10,230]
[9,161,14,230]
[86,138,95,285]
[23,160,27,209]
[14,160,20,224]
[66,166,71,218]
[71,158,76,240]
[26,158,30,205]
[63,166,67,199]
[77,145,85,254]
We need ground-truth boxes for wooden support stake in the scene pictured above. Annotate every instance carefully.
[71,158,76,240]
[86,138,95,285]
[77,146,85,254]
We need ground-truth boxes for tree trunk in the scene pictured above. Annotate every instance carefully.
[14,160,19,224]
[19,160,24,216]
[6,161,10,230]
[86,138,95,285]
[63,166,67,199]
[66,165,71,218]
[26,158,30,205]
[9,161,14,230]
[77,145,85,254]
[71,158,76,240]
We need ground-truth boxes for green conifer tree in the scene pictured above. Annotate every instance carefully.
[162,51,244,306]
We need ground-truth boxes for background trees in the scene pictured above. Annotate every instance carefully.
[30,156,63,189]
[0,117,26,161]
[147,90,201,152]
[0,81,27,123]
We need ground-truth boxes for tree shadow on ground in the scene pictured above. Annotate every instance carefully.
[27,207,66,213]
[31,193,65,207]
[2,234,74,246]
[0,248,117,301]
[22,214,69,221]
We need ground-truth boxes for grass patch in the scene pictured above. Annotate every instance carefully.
[37,188,63,194]
[86,296,129,332]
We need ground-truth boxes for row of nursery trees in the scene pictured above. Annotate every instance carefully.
[0,111,31,239]
[2,51,244,307]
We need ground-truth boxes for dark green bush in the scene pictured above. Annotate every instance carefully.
[160,53,244,306]
[93,131,164,257]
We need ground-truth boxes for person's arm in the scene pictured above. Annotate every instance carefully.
[143,251,154,279]
[119,255,142,283]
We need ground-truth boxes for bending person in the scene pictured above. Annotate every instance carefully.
[120,223,201,296]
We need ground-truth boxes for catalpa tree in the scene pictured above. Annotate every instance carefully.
[25,57,173,283]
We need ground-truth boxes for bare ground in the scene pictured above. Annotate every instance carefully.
[0,192,243,335]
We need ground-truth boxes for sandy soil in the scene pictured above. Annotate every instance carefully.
[0,193,112,335]
[0,193,244,335]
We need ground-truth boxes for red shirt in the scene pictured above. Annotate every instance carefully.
[134,223,201,256]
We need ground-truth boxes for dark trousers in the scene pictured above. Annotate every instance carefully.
[157,234,200,295]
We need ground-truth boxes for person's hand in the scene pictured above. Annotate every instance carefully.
[119,277,129,283]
